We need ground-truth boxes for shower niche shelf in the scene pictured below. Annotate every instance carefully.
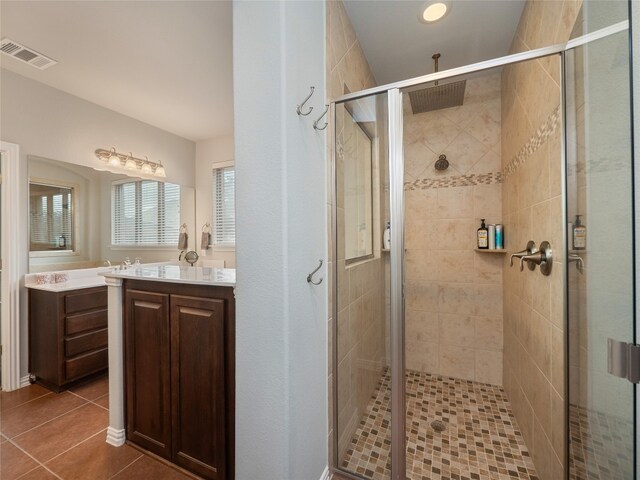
[474,248,507,254]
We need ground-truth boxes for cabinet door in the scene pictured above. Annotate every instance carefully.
[125,290,171,459]
[171,295,226,479]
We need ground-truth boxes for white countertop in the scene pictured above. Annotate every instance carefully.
[101,265,236,287]
[25,267,109,292]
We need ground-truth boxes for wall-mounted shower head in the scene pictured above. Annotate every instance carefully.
[435,154,449,171]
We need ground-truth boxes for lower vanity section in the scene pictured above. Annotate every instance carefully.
[124,280,235,479]
[102,265,236,480]
[28,285,109,392]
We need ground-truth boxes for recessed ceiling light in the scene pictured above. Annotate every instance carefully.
[420,2,448,23]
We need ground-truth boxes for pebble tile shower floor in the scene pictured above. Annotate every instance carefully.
[341,369,539,480]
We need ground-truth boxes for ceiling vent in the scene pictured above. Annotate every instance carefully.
[0,38,57,70]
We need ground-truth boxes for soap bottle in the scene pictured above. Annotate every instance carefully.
[477,219,488,249]
[383,222,391,250]
[573,215,586,250]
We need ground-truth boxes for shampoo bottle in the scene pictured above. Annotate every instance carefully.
[477,219,488,249]
[383,222,391,250]
[573,215,586,250]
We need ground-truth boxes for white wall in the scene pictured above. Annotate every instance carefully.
[1,68,196,187]
[195,135,236,268]
[1,68,196,378]
[233,1,327,478]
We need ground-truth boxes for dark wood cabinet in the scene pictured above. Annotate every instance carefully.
[124,290,171,459]
[29,286,108,392]
[124,281,235,480]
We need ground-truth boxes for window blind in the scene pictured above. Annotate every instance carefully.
[212,166,235,246]
[29,184,74,251]
[112,180,180,246]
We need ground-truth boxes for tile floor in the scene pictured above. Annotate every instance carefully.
[341,369,539,480]
[0,375,195,480]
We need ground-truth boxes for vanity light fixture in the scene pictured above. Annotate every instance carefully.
[419,1,449,23]
[141,157,153,174]
[155,162,166,178]
[95,148,167,178]
[107,147,121,167]
[124,152,137,170]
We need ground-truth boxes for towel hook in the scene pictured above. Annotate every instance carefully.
[180,223,188,233]
[306,259,323,286]
[202,222,211,232]
[296,86,315,116]
[313,104,329,131]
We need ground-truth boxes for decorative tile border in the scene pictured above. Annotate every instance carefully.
[391,104,562,192]
[403,171,503,191]
[503,105,561,178]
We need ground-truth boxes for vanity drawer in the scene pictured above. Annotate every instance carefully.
[65,309,108,335]
[65,288,107,314]
[65,328,108,357]
[65,348,108,381]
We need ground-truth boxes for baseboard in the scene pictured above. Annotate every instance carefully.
[319,466,330,480]
[106,427,126,447]
[19,375,31,388]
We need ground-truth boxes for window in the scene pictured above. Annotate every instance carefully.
[29,183,74,252]
[212,166,235,246]
[342,105,373,262]
[112,180,180,246]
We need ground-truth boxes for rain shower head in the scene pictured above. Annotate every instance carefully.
[409,53,466,114]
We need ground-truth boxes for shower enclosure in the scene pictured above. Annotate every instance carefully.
[331,7,635,480]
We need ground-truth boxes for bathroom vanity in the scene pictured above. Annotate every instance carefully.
[102,265,235,480]
[27,271,108,392]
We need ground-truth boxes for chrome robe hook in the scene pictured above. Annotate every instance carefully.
[313,104,329,131]
[296,86,315,116]
[307,259,323,285]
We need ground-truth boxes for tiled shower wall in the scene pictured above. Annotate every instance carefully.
[501,1,581,479]
[403,73,504,385]
[326,0,386,464]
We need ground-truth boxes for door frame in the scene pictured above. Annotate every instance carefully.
[1,141,22,392]
[631,0,640,477]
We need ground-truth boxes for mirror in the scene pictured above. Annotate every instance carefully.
[342,105,374,261]
[28,156,195,273]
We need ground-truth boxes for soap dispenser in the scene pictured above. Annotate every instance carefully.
[573,215,586,250]
[477,219,488,249]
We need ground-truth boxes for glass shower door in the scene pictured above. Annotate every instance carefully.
[565,22,636,480]
[333,91,392,480]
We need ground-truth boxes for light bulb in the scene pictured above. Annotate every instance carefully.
[125,157,137,170]
[141,162,153,174]
[155,164,166,178]
[108,153,120,167]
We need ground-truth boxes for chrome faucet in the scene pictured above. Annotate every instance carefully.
[509,241,537,268]
[510,240,553,276]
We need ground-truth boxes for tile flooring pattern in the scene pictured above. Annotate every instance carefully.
[569,404,634,480]
[341,369,539,479]
[0,375,194,480]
